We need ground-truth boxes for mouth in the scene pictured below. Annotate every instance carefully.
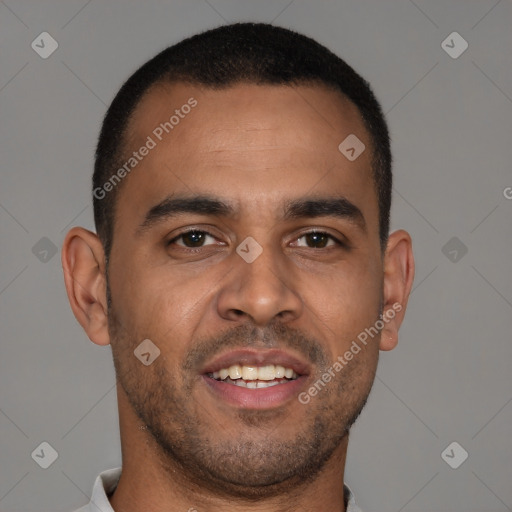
[207,364,300,389]
[200,349,310,409]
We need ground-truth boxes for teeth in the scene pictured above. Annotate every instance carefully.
[224,377,288,388]
[275,365,285,378]
[256,380,281,388]
[210,364,299,382]
[242,366,259,380]
[228,365,242,379]
[257,365,276,380]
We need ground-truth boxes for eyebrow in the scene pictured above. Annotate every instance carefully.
[136,193,366,234]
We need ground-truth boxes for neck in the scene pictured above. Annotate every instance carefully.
[110,387,349,512]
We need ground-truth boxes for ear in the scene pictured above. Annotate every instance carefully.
[379,229,415,351]
[61,227,110,346]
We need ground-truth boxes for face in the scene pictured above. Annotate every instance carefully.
[107,82,384,495]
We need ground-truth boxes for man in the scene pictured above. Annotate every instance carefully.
[62,22,414,512]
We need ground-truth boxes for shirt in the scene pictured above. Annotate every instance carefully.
[73,467,363,512]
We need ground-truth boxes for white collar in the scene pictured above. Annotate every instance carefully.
[74,467,363,512]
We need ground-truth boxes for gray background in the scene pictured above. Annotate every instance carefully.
[1,1,511,511]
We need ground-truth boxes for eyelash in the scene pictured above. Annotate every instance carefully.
[167,229,346,250]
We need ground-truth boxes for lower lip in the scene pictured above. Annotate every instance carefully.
[202,375,308,409]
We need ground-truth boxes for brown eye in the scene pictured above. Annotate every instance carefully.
[169,230,216,248]
[294,231,339,249]
[306,232,329,248]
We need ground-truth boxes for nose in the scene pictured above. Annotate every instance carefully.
[216,241,303,327]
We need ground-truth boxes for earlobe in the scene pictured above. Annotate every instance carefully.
[61,227,111,346]
[379,229,415,351]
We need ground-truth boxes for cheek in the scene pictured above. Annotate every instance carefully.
[301,263,382,368]
[306,259,381,323]
[108,255,217,348]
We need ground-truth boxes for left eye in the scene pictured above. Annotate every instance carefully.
[293,231,340,249]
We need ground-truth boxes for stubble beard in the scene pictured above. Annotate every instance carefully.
[107,293,377,499]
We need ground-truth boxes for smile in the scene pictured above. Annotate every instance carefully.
[207,364,299,388]
[200,348,310,408]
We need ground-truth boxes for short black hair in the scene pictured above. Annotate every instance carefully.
[93,22,392,258]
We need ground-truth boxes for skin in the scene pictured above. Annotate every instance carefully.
[62,82,414,512]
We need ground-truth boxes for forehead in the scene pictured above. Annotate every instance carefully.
[127,80,368,153]
[115,81,377,234]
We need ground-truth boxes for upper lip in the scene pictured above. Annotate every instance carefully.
[201,349,311,376]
